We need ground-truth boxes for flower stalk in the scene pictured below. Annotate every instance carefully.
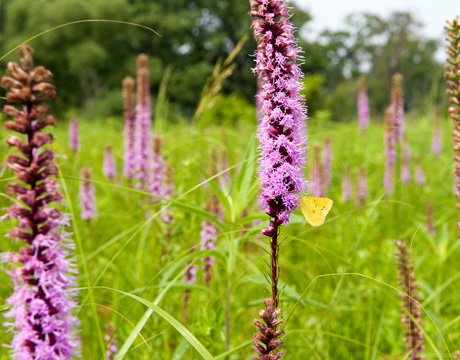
[395,238,425,359]
[357,75,370,134]
[250,0,308,357]
[445,17,460,232]
[1,44,81,359]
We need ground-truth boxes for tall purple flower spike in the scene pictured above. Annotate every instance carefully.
[1,44,81,360]
[395,238,425,360]
[103,143,117,181]
[355,166,367,207]
[323,137,332,187]
[80,166,96,220]
[342,166,351,202]
[250,0,308,358]
[384,108,396,195]
[122,76,136,181]
[148,133,165,201]
[357,75,369,134]
[390,73,405,143]
[431,107,441,156]
[134,54,152,190]
[445,17,460,234]
[104,322,118,360]
[401,135,411,184]
[69,117,79,153]
[415,159,425,186]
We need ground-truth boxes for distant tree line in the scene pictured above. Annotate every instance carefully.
[0,0,444,121]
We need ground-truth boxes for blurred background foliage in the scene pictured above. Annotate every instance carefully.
[0,0,445,122]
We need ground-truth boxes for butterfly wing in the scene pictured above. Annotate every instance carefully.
[299,197,333,227]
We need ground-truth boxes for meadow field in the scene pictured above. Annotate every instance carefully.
[1,112,459,359]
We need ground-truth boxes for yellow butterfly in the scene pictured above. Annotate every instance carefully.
[298,197,333,227]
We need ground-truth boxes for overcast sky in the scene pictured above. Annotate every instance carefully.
[294,0,459,41]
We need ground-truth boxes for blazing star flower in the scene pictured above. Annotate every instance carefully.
[250,0,308,358]
[1,44,81,360]
[69,117,79,153]
[342,166,351,202]
[103,143,117,181]
[355,166,367,207]
[445,17,460,232]
[415,160,425,186]
[357,75,370,134]
[104,323,118,360]
[431,107,441,156]
[148,133,165,201]
[123,76,136,181]
[395,239,425,360]
[134,54,152,190]
[391,73,405,143]
[384,108,396,195]
[80,166,96,220]
[401,135,411,184]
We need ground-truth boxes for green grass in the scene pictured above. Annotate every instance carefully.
[1,113,459,360]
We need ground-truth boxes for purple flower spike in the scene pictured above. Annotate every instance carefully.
[104,322,118,360]
[80,166,96,220]
[401,135,411,184]
[122,76,136,181]
[1,44,81,359]
[415,159,425,185]
[148,133,165,201]
[252,0,307,227]
[200,221,217,286]
[69,117,79,153]
[323,137,332,188]
[431,107,441,156]
[445,17,460,234]
[103,143,117,181]
[250,0,308,358]
[342,166,351,202]
[390,73,405,144]
[355,166,367,208]
[134,55,152,190]
[384,108,396,195]
[395,239,425,360]
[357,75,370,134]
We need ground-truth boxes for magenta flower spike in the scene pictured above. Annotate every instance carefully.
[357,75,370,134]
[200,221,217,286]
[104,323,118,360]
[445,17,460,233]
[182,259,199,323]
[384,108,396,195]
[148,133,165,202]
[390,73,405,143]
[160,163,175,235]
[401,135,411,184]
[69,117,79,153]
[122,76,136,182]
[342,166,351,202]
[431,107,441,156]
[355,166,367,207]
[79,166,96,220]
[395,239,425,360]
[134,54,152,190]
[1,44,81,359]
[250,0,308,358]
[103,143,117,181]
[323,137,332,188]
[415,159,425,186]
